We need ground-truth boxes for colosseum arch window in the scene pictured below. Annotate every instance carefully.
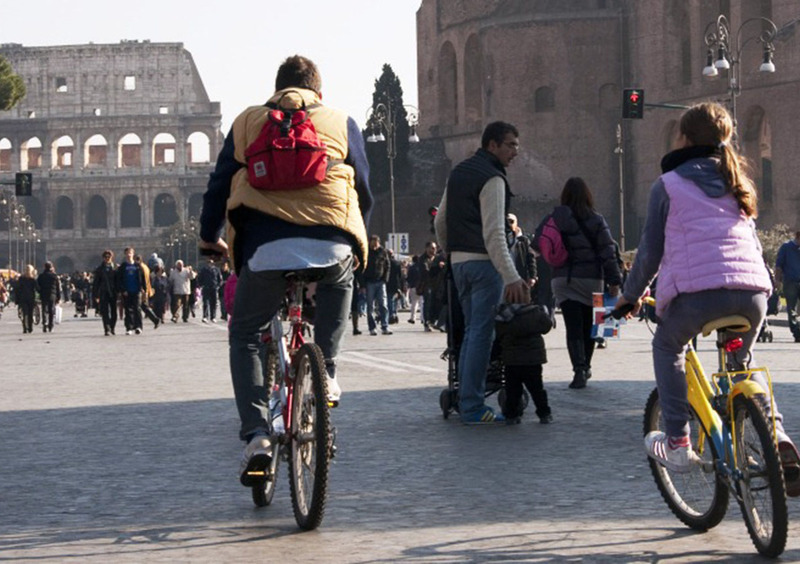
[120,194,142,228]
[84,134,108,167]
[438,41,458,126]
[188,192,204,219]
[464,34,482,123]
[118,133,142,168]
[25,197,44,228]
[54,255,75,275]
[55,196,74,230]
[51,135,75,169]
[187,131,211,164]
[154,193,179,227]
[87,195,108,229]
[21,137,42,171]
[153,132,177,166]
[743,107,772,204]
[534,87,555,113]
[0,138,11,171]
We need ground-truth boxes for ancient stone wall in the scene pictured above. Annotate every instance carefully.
[0,41,222,272]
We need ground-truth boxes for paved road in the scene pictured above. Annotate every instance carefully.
[1,304,799,562]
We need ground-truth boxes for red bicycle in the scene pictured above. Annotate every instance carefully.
[245,271,335,530]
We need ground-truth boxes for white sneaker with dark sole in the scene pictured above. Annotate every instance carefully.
[645,431,701,473]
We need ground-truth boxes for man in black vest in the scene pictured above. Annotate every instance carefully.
[434,121,530,424]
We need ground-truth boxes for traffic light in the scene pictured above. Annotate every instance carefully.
[15,172,32,196]
[622,88,645,119]
[428,206,438,234]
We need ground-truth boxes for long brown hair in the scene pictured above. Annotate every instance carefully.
[560,177,595,220]
[679,102,757,217]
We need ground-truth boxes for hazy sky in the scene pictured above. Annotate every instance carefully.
[1,0,421,132]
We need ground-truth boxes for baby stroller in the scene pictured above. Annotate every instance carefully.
[758,268,780,343]
[438,261,527,418]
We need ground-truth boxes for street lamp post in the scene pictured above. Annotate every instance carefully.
[703,14,778,145]
[366,100,420,237]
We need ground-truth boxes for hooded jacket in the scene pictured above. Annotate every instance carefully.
[624,148,772,316]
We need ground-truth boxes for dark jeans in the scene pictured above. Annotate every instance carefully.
[202,289,218,320]
[784,280,800,338]
[502,364,550,419]
[229,257,353,440]
[98,295,117,333]
[123,292,143,330]
[560,299,595,372]
[42,298,56,331]
[19,300,34,332]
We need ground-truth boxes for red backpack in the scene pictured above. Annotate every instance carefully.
[244,94,328,191]
[539,215,569,267]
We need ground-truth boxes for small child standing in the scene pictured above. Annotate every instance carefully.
[495,303,554,424]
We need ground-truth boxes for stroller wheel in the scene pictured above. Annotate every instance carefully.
[768,331,773,343]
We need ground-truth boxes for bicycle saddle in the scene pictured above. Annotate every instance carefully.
[701,315,751,337]
[283,268,326,283]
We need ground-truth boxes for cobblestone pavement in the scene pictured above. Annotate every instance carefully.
[1,303,798,562]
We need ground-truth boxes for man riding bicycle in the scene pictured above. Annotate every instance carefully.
[199,55,373,487]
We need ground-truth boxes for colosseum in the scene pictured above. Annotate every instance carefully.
[0,40,222,273]
[416,0,800,249]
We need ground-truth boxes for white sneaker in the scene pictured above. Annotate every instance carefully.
[239,434,272,486]
[327,377,342,406]
[645,431,701,473]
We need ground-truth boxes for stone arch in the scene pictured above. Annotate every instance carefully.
[25,197,44,228]
[54,255,75,275]
[55,196,74,229]
[188,192,204,219]
[87,195,108,229]
[187,131,211,164]
[118,132,142,168]
[0,138,11,171]
[154,193,179,227]
[438,41,458,126]
[84,134,108,167]
[21,137,43,170]
[534,86,555,113]
[153,132,177,165]
[51,135,75,170]
[743,106,772,204]
[120,194,142,228]
[463,34,482,123]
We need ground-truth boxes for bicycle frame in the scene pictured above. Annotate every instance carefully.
[685,338,777,482]
[266,280,309,440]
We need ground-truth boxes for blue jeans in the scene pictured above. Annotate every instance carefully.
[229,258,353,441]
[653,289,784,438]
[365,280,389,331]
[452,260,504,419]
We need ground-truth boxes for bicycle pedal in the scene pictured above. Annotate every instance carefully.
[701,461,715,473]
[327,399,339,408]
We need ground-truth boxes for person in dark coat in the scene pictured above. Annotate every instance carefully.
[15,265,39,334]
[36,261,61,332]
[494,302,554,423]
[93,250,118,336]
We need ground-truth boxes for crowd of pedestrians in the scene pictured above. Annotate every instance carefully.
[0,248,231,336]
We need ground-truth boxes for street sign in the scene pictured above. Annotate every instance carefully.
[387,232,409,256]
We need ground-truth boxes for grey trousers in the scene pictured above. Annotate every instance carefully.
[652,288,784,438]
[229,257,354,441]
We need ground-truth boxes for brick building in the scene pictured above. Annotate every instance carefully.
[0,40,222,272]
[416,0,800,249]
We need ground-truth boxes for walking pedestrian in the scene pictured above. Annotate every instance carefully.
[92,250,118,336]
[168,260,193,323]
[775,230,800,342]
[15,265,39,335]
[364,235,392,336]
[36,261,61,333]
[434,121,530,424]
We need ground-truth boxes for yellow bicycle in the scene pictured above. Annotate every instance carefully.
[639,297,788,557]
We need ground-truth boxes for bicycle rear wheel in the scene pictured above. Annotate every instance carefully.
[288,343,331,530]
[643,388,728,530]
[732,394,787,557]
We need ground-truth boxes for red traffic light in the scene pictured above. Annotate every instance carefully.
[428,206,438,217]
[629,91,640,103]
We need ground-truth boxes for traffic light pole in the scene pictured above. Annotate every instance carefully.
[614,124,625,252]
